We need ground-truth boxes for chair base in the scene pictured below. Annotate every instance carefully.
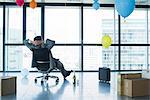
[34,74,59,85]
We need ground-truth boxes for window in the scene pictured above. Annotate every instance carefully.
[3,5,150,71]
[83,46,102,70]
[45,7,80,43]
[0,7,3,71]
[83,46,118,70]
[5,46,23,71]
[121,46,147,70]
[83,7,118,70]
[5,45,80,71]
[26,7,41,40]
[121,8,147,44]
[23,46,37,71]
[83,7,117,44]
[5,46,36,71]
[149,8,150,43]
[148,9,150,69]
[51,46,81,70]
[5,6,23,44]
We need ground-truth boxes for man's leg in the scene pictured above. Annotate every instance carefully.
[54,60,72,79]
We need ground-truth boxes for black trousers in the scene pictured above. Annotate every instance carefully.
[52,58,68,77]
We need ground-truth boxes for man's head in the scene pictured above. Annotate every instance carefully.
[33,36,43,46]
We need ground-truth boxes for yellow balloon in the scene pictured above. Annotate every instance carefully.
[102,35,112,48]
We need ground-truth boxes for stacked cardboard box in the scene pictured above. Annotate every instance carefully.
[0,76,17,96]
[117,73,142,95]
[123,78,149,97]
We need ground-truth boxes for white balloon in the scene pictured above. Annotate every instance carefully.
[21,68,29,78]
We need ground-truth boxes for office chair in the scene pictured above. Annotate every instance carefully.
[33,48,59,85]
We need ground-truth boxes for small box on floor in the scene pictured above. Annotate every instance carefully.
[99,67,110,82]
[0,76,17,96]
[123,78,150,97]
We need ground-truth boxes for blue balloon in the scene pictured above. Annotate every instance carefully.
[93,0,98,2]
[92,2,100,10]
[115,0,135,18]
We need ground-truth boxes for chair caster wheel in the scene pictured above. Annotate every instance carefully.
[35,79,37,83]
[41,81,44,85]
[56,78,59,84]
[45,76,48,80]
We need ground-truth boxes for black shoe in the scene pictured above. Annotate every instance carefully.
[63,70,73,79]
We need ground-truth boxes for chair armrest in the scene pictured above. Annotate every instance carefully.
[37,61,50,64]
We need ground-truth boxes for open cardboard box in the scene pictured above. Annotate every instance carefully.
[117,73,142,95]
[123,78,150,97]
[0,76,17,96]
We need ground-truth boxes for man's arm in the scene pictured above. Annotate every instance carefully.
[24,39,36,51]
[45,39,55,49]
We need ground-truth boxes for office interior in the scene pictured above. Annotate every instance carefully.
[0,0,150,100]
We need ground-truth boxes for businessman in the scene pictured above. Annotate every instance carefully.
[24,36,72,79]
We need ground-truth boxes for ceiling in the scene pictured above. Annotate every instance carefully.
[0,0,149,5]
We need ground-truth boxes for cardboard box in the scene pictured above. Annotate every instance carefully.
[0,76,17,96]
[123,78,150,97]
[117,73,142,95]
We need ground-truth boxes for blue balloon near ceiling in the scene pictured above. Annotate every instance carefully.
[93,0,98,2]
[115,0,135,18]
[93,2,100,10]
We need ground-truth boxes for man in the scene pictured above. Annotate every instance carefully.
[24,36,72,79]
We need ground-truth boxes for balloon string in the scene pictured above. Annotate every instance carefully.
[123,18,126,23]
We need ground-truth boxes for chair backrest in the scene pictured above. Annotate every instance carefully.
[33,48,50,71]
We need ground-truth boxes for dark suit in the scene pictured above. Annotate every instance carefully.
[24,39,69,77]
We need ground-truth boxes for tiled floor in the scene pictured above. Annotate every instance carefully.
[0,72,150,100]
